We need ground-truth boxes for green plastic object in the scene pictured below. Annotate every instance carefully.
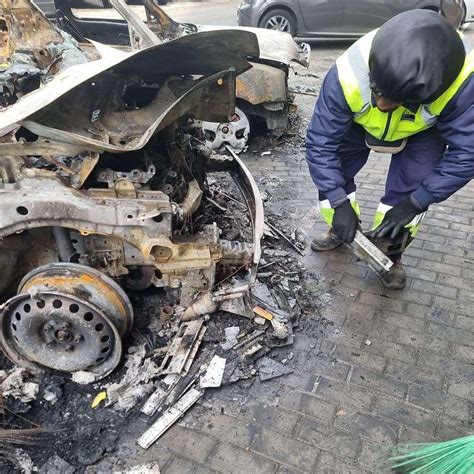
[388,435,474,473]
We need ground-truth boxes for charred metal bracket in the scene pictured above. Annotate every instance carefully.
[0,169,214,270]
[0,165,248,285]
[0,172,173,240]
[0,138,101,188]
[97,164,156,187]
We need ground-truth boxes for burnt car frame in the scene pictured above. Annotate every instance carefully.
[0,0,264,381]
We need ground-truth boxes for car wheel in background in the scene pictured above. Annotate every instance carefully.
[157,0,168,4]
[259,8,296,36]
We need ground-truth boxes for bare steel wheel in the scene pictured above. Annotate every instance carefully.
[0,263,133,381]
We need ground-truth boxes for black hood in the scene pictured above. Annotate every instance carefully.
[369,9,465,104]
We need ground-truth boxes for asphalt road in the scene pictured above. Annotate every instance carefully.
[74,2,473,49]
[74,0,240,25]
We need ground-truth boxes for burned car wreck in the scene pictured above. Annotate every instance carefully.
[53,0,310,152]
[0,0,263,381]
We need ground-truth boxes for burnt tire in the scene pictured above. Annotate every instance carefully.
[259,8,296,37]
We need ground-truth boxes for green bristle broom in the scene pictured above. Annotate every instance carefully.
[387,435,474,473]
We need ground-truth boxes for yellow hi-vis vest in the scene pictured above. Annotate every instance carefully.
[336,30,474,142]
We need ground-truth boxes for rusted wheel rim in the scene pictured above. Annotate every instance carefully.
[18,263,133,334]
[0,263,133,381]
[0,292,122,377]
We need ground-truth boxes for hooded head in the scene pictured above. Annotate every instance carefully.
[369,9,465,105]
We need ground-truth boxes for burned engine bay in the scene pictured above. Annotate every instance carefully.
[0,0,263,382]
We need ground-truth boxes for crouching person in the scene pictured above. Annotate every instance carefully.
[306,10,474,289]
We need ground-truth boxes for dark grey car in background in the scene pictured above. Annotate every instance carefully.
[237,0,464,37]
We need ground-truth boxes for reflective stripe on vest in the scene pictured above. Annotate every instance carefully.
[336,30,474,142]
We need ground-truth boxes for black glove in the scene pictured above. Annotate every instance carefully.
[333,199,359,243]
[367,196,424,240]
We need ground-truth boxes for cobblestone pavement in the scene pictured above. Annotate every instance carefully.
[94,30,473,474]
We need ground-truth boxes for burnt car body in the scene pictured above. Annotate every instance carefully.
[51,0,310,151]
[0,0,263,381]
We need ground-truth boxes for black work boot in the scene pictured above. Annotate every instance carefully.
[311,228,343,252]
[376,259,407,290]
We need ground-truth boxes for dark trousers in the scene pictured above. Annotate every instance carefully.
[318,124,446,206]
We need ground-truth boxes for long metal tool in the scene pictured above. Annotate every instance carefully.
[347,230,393,273]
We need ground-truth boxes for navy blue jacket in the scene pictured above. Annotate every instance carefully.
[306,65,474,209]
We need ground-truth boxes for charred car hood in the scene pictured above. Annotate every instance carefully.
[0,29,260,149]
[194,25,309,67]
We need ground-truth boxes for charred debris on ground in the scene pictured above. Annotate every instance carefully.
[0,172,326,470]
[0,0,327,470]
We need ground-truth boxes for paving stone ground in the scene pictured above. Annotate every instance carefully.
[98,38,473,473]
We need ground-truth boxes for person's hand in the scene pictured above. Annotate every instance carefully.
[333,200,359,243]
[367,196,423,240]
